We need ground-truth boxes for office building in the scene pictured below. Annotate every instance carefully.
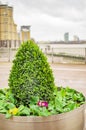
[64,32,69,42]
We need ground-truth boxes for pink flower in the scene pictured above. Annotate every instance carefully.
[37,101,48,108]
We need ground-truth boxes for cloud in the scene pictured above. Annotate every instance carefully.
[3,0,86,22]
[1,0,86,40]
[14,0,86,21]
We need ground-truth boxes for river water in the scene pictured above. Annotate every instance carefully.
[38,43,86,57]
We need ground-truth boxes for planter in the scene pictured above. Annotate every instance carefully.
[0,41,85,130]
[0,104,85,130]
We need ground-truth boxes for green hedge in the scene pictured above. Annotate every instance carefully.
[8,40,55,106]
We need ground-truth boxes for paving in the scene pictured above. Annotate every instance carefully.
[50,63,86,96]
[0,62,86,129]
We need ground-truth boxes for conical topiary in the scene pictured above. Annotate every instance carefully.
[8,40,55,106]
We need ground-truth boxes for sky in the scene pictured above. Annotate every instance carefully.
[1,0,86,41]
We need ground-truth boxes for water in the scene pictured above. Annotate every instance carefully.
[38,43,86,57]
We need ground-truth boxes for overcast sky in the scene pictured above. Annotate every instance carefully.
[2,0,86,41]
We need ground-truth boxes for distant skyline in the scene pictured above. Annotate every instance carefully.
[1,0,86,41]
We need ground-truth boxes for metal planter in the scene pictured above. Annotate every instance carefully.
[0,104,85,130]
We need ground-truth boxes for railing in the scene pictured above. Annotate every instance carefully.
[42,47,86,64]
[0,48,17,62]
[0,47,86,64]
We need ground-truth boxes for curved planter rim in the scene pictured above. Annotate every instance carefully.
[0,103,85,123]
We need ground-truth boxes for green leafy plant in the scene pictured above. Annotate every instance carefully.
[0,87,85,119]
[8,40,55,106]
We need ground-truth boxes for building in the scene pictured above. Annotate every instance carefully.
[0,3,31,48]
[64,32,69,42]
[73,35,79,41]
[20,26,31,42]
[0,4,19,47]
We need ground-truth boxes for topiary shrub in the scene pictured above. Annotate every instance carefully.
[8,40,55,106]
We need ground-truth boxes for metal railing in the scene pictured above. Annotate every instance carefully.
[0,47,86,64]
[0,48,17,62]
[42,47,86,64]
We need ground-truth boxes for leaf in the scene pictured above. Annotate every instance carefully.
[6,113,12,119]
[48,103,55,111]
[0,109,7,114]
[19,107,30,116]
[5,103,15,109]
[61,88,66,97]
[67,102,77,111]
[0,94,6,100]
[30,96,39,105]
[18,105,25,112]
[39,107,50,116]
